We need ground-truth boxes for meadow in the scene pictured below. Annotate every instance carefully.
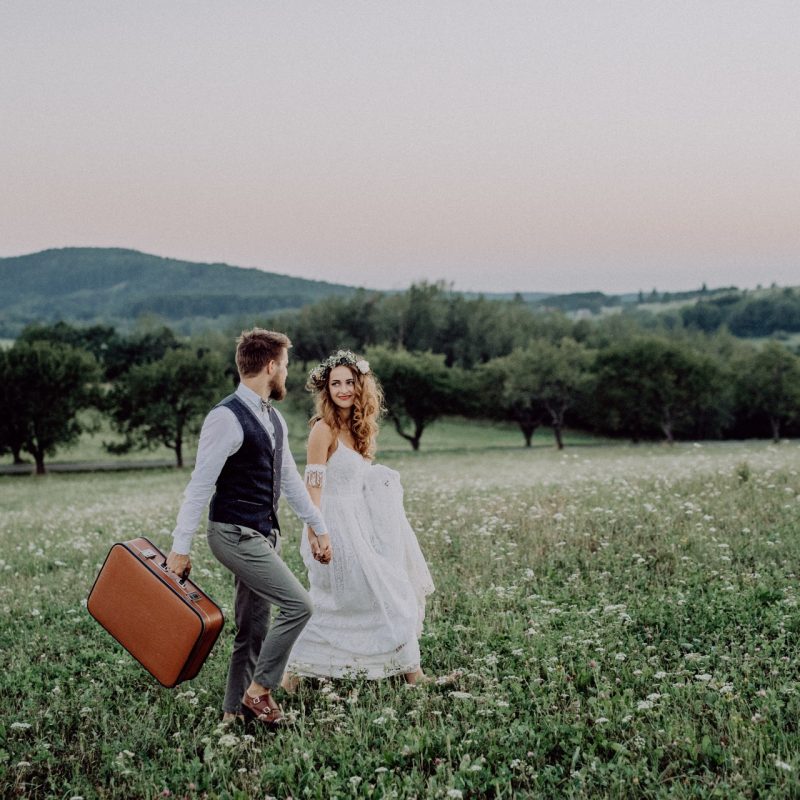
[2,410,603,469]
[1,432,799,798]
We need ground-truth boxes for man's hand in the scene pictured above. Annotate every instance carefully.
[307,530,332,565]
[166,551,191,579]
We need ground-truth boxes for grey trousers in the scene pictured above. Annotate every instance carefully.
[206,521,313,713]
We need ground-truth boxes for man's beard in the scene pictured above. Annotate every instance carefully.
[270,378,287,402]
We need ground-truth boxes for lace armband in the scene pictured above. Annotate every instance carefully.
[304,464,327,488]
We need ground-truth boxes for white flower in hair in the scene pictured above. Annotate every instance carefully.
[308,349,369,387]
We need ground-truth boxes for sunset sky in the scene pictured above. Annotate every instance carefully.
[2,2,798,293]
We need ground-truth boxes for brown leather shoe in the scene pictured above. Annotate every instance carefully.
[241,689,284,727]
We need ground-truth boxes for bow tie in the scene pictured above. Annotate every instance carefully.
[260,398,272,412]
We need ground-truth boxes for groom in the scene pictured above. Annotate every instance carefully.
[167,328,331,726]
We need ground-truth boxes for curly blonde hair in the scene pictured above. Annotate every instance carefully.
[308,360,384,459]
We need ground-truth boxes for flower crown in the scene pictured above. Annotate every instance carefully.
[307,350,370,390]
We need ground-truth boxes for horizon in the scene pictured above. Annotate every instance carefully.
[1,244,782,298]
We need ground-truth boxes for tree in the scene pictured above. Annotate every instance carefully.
[0,349,28,463]
[365,346,455,451]
[476,356,544,447]
[107,348,229,466]
[2,341,99,474]
[17,321,118,364]
[103,326,184,380]
[736,342,800,442]
[591,337,727,443]
[488,339,593,449]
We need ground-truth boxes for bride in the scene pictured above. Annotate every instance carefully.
[283,350,434,686]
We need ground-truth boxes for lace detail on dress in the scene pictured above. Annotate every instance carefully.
[304,464,327,488]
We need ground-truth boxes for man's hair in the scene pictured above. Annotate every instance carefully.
[235,328,291,377]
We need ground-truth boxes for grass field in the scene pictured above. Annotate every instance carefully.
[1,435,799,798]
[2,412,608,469]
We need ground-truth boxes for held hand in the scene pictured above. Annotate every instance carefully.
[166,551,191,579]
[307,527,320,559]
[307,528,325,563]
[307,529,332,564]
[315,534,332,565]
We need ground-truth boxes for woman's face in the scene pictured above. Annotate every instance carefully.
[328,365,356,411]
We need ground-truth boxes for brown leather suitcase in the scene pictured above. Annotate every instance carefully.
[87,537,224,688]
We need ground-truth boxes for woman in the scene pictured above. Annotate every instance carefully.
[283,350,434,686]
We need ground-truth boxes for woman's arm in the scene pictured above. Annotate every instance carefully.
[305,421,334,562]
[305,420,333,509]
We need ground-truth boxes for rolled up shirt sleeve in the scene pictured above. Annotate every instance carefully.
[171,407,242,555]
[276,412,329,535]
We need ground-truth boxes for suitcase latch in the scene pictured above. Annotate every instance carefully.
[141,548,157,559]
[188,592,201,602]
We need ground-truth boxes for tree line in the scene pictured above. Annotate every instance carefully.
[2,285,799,473]
[678,287,800,337]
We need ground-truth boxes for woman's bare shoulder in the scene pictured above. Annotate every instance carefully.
[308,419,335,443]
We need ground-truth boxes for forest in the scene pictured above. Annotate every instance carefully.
[2,282,799,473]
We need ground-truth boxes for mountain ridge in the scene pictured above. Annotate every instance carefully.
[2,246,793,339]
[0,247,358,335]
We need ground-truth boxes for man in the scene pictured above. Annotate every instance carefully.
[167,328,331,726]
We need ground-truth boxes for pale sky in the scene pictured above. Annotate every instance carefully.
[1,1,798,294]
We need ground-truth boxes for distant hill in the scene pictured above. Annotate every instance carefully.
[676,286,800,337]
[0,248,357,335]
[2,247,796,341]
[525,284,800,339]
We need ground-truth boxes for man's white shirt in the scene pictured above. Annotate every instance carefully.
[171,383,327,554]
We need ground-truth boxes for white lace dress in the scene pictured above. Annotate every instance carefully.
[286,444,434,679]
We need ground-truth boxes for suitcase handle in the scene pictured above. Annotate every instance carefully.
[141,550,189,587]
[140,547,189,587]
[159,561,189,587]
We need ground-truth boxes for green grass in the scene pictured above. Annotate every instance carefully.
[3,412,608,469]
[1,441,799,798]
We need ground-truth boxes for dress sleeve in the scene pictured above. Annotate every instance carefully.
[304,464,327,488]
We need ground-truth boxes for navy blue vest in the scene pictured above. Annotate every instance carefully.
[208,394,284,535]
